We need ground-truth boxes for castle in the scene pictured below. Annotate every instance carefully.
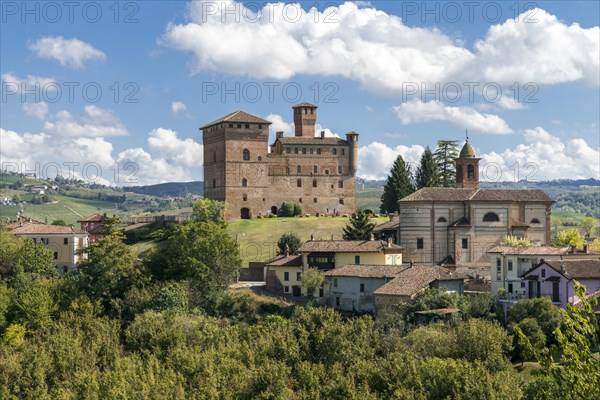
[201,103,358,220]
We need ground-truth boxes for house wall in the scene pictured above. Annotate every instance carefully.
[335,251,400,267]
[18,233,88,272]
[430,279,465,294]
[327,276,388,313]
[268,265,305,296]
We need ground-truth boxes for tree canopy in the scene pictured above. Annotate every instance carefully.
[434,140,459,187]
[342,209,376,240]
[415,147,441,189]
[380,155,414,214]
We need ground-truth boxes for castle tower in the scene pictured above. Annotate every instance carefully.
[455,138,480,189]
[293,102,317,137]
[346,131,359,175]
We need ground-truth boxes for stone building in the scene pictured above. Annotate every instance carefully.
[201,103,358,220]
[397,140,554,267]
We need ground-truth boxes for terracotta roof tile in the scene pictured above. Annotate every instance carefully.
[78,214,105,222]
[298,240,402,253]
[293,102,317,108]
[201,111,272,129]
[265,254,303,267]
[276,137,349,146]
[374,266,466,297]
[401,188,476,202]
[546,259,600,279]
[10,222,87,235]
[400,188,553,203]
[324,264,406,278]
[487,246,570,256]
[373,215,400,232]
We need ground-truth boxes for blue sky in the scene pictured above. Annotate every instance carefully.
[1,0,599,185]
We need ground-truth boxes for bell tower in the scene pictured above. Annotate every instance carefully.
[456,135,480,189]
[293,102,317,137]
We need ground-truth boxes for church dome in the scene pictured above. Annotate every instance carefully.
[459,141,476,158]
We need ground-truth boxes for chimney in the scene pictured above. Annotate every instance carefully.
[584,244,590,254]
[320,130,325,139]
[410,259,414,268]
[310,233,314,241]
[387,237,392,247]
[276,131,284,139]
[370,233,375,241]
[540,258,545,265]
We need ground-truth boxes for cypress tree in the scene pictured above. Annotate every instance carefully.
[416,147,441,189]
[380,155,415,214]
[342,209,376,240]
[434,140,459,187]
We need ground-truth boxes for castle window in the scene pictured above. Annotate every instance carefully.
[213,179,216,188]
[339,198,344,205]
[417,238,424,249]
[54,252,58,260]
[243,194,247,201]
[213,151,217,162]
[237,124,241,128]
[242,179,247,187]
[297,179,302,187]
[341,148,345,155]
[299,198,302,203]
[314,198,318,203]
[338,180,343,188]
[437,217,447,223]
[286,147,291,154]
[294,147,298,154]
[324,169,329,175]
[297,165,301,174]
[64,238,68,245]
[483,212,500,222]
[258,156,262,161]
[286,167,290,175]
[310,109,314,114]
[338,166,342,174]
[317,148,321,155]
[313,179,317,187]
[313,165,318,173]
[304,108,308,114]
[245,124,250,129]
[310,148,314,155]
[243,149,250,160]
[332,148,337,155]
[467,164,475,180]
[302,148,306,154]
[530,218,541,224]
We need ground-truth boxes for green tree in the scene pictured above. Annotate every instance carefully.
[380,154,415,214]
[277,232,302,255]
[150,282,188,313]
[50,219,68,226]
[12,279,57,331]
[342,209,375,240]
[510,317,546,363]
[14,238,56,278]
[434,140,459,187]
[501,235,532,247]
[192,198,225,224]
[100,215,123,236]
[554,228,585,248]
[508,297,563,340]
[590,238,600,251]
[302,268,324,297]
[0,227,21,277]
[415,146,441,189]
[579,216,596,237]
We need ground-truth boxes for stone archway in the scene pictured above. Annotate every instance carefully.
[271,206,278,215]
[241,208,251,219]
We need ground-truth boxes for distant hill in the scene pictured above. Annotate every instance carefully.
[124,181,204,197]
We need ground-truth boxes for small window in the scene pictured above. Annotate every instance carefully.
[286,167,291,175]
[245,124,250,129]
[338,166,342,174]
[341,148,345,155]
[296,272,302,281]
[437,217,447,223]
[314,198,317,203]
[297,179,302,187]
[284,286,290,293]
[258,156,262,161]
[496,258,501,267]
[462,238,468,249]
[521,282,526,288]
[302,148,306,154]
[297,165,302,174]
[324,169,329,175]
[355,255,360,264]
[530,218,541,224]
[313,165,318,173]
[63,238,68,245]
[332,148,337,155]
[229,123,234,128]
[317,148,321,155]
[313,179,317,187]
[213,151,217,162]
[294,147,298,154]
[286,147,291,154]
[338,180,344,188]
[53,252,58,260]
[242,179,247,187]
[334,278,338,288]
[258,124,262,129]
[508,261,513,271]
[339,198,344,205]
[243,194,247,201]
[299,198,302,203]
[310,148,314,155]
[243,149,250,160]
[508,283,513,294]
[237,124,242,128]
[336,296,340,306]
[417,238,424,249]
[213,179,216,188]
[483,212,500,222]
[360,283,365,293]
[284,272,289,281]
[541,269,546,278]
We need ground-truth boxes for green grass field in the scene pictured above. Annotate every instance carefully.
[356,188,384,211]
[227,215,389,264]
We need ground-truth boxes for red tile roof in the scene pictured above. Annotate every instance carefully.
[298,240,402,253]
[400,188,553,203]
[374,266,466,297]
[265,254,303,267]
[323,264,405,278]
[487,246,571,256]
[201,111,272,129]
[546,259,600,279]
[10,222,87,235]
[78,214,105,222]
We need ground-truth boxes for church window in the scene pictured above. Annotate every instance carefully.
[456,165,463,181]
[530,218,541,224]
[332,148,337,155]
[467,164,475,180]
[483,212,500,222]
[417,238,424,249]
[437,217,447,223]
[242,149,250,160]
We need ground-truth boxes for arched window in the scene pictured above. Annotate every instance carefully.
[313,165,318,173]
[467,164,475,181]
[242,149,250,160]
[437,217,447,223]
[530,218,541,224]
[483,212,500,222]
[242,179,247,187]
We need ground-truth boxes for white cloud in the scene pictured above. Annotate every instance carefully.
[147,128,203,167]
[171,101,187,114]
[358,141,425,180]
[1,72,56,94]
[22,102,48,120]
[28,36,106,69]
[43,105,129,137]
[266,113,293,135]
[393,100,513,135]
[162,3,599,95]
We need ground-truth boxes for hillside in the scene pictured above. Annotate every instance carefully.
[124,181,204,197]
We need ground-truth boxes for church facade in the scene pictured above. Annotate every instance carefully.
[201,103,358,220]
[397,141,553,267]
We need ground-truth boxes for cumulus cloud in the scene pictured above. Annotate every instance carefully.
[393,100,513,135]
[28,36,106,69]
[22,102,48,120]
[1,73,57,94]
[358,141,425,180]
[162,2,599,94]
[265,113,339,138]
[43,105,129,137]
[171,101,188,114]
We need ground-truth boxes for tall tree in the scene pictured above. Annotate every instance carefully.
[343,209,375,240]
[415,147,441,189]
[380,155,414,214]
[277,232,302,255]
[434,140,459,187]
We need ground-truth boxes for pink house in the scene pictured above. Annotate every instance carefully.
[521,259,600,309]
